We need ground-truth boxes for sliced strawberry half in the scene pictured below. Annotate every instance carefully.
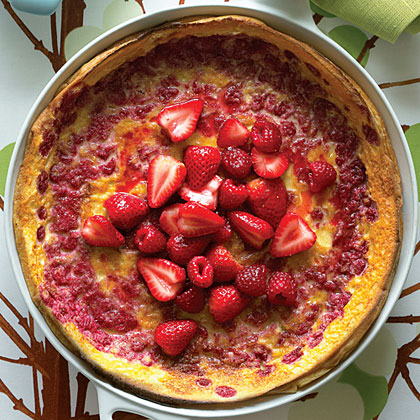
[217,118,249,148]
[178,175,222,210]
[177,202,225,237]
[147,155,186,208]
[251,148,288,179]
[159,203,182,236]
[82,215,125,247]
[270,212,317,257]
[228,211,274,249]
[157,98,203,143]
[137,258,186,301]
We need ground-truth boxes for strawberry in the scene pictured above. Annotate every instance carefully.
[178,175,222,210]
[176,285,206,313]
[206,245,241,283]
[157,98,203,143]
[212,217,233,244]
[187,256,214,288]
[308,161,337,193]
[221,147,252,179]
[209,285,249,323]
[251,119,282,153]
[134,225,166,254]
[147,155,186,208]
[251,148,288,179]
[154,320,198,356]
[137,258,186,302]
[177,202,225,237]
[270,212,317,257]
[159,203,182,236]
[184,146,221,191]
[235,264,268,297]
[217,118,249,148]
[82,215,125,247]
[104,192,149,231]
[267,272,296,306]
[166,234,211,266]
[228,211,274,249]
[247,177,288,228]
[218,179,248,210]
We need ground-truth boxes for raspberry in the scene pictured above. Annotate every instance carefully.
[267,272,296,306]
[308,161,337,193]
[221,147,252,179]
[251,119,282,153]
[235,264,268,297]
[176,285,206,313]
[212,218,233,244]
[218,179,249,210]
[187,256,214,288]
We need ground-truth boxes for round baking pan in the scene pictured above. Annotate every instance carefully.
[4,2,418,419]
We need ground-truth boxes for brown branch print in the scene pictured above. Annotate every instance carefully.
[0,291,99,419]
[373,332,420,419]
[379,77,420,89]
[312,13,323,25]
[357,35,378,64]
[1,0,87,71]
[134,0,146,14]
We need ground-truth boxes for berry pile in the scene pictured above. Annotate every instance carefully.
[80,98,338,356]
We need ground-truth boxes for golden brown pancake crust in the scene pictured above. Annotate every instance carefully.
[13,15,401,403]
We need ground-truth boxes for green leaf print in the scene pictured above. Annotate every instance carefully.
[328,25,369,67]
[309,1,336,18]
[0,143,15,197]
[65,0,143,60]
[405,123,420,199]
[288,379,364,420]
[338,363,388,420]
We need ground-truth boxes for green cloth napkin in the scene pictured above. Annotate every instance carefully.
[312,0,420,43]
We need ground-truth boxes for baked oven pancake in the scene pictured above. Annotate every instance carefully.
[13,15,401,403]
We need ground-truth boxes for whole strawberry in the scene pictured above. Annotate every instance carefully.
[176,285,206,313]
[218,179,249,210]
[209,285,249,323]
[206,245,241,283]
[308,161,337,193]
[166,234,211,266]
[251,119,282,153]
[104,192,149,231]
[235,264,268,297]
[154,320,198,356]
[247,177,288,228]
[184,146,221,191]
[267,272,296,306]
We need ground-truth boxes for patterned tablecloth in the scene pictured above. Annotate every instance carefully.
[0,1,419,419]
